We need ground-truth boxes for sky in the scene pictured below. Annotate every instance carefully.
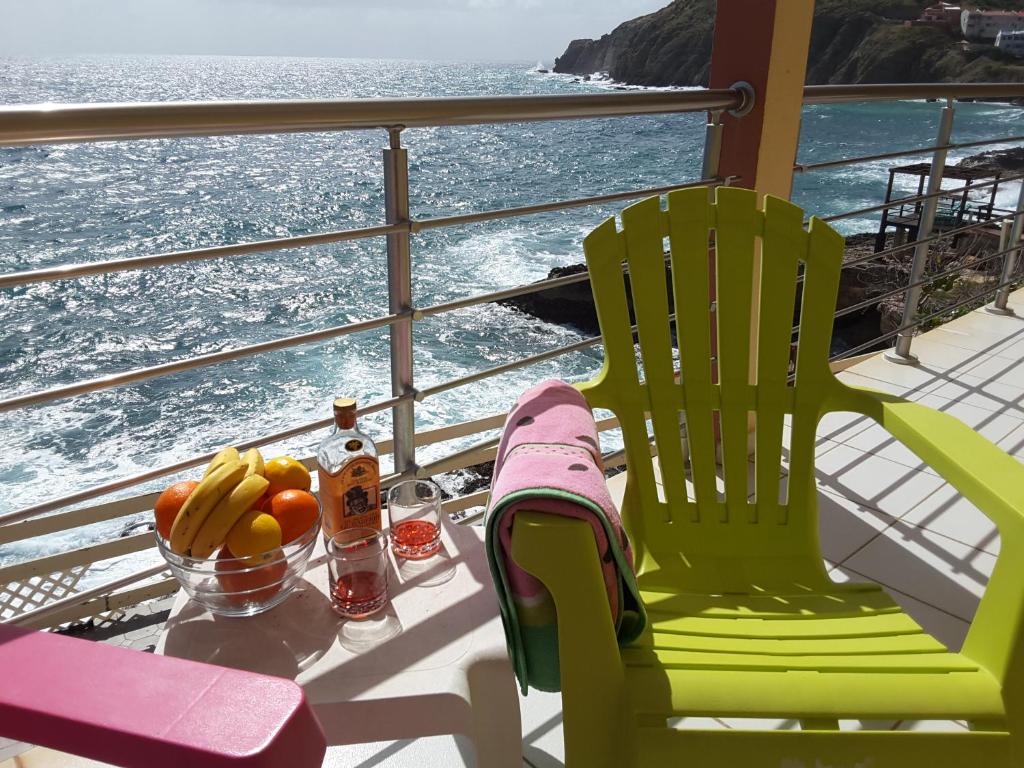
[0,0,668,62]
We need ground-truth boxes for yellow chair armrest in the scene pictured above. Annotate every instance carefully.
[510,511,629,768]
[833,384,1024,689]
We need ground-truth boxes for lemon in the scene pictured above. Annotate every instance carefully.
[226,509,283,563]
[263,455,312,497]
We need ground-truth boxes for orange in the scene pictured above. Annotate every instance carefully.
[266,489,320,544]
[225,509,282,562]
[215,545,287,606]
[153,481,199,540]
[263,455,311,497]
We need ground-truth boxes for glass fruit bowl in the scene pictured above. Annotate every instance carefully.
[155,505,321,618]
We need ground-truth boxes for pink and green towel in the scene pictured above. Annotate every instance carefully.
[485,379,646,693]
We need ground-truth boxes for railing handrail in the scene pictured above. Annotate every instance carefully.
[2,83,1022,148]
[0,89,745,146]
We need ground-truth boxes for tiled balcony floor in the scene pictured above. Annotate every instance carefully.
[5,289,1024,768]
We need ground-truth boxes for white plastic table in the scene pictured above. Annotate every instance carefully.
[156,517,522,767]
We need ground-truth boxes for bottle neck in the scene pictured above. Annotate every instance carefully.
[334,411,356,431]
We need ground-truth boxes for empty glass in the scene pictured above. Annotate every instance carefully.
[326,528,389,619]
[387,480,442,560]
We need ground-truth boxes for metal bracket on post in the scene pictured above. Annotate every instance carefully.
[988,178,1024,315]
[701,110,725,182]
[727,81,756,118]
[383,126,417,476]
[885,98,955,366]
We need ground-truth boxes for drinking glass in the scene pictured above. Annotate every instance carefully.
[327,528,389,619]
[387,480,442,560]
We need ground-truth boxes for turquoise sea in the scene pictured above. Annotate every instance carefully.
[1,56,1021,579]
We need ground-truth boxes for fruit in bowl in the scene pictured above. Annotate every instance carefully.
[154,447,319,616]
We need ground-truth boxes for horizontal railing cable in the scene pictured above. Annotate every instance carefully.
[0,312,406,413]
[416,335,604,400]
[820,172,1024,224]
[803,83,1024,105]
[417,314,672,401]
[0,180,718,291]
[794,211,1021,289]
[0,89,746,146]
[418,269,593,319]
[830,277,1019,361]
[412,177,723,232]
[847,210,1020,268]
[794,134,1024,174]
[830,243,1021,323]
[418,252,672,319]
[0,394,405,528]
[0,223,404,290]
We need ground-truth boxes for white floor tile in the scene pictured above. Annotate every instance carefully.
[666,717,731,730]
[842,522,995,623]
[519,689,565,768]
[921,372,1024,420]
[912,393,1024,443]
[835,370,929,398]
[960,354,1024,389]
[813,410,874,445]
[841,356,948,393]
[840,423,937,476]
[998,422,1024,458]
[321,736,476,767]
[813,443,947,518]
[901,484,1002,556]
[901,337,994,372]
[894,720,969,732]
[716,718,796,731]
[929,323,1024,359]
[816,489,896,563]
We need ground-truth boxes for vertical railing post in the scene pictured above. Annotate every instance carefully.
[383,126,416,475]
[989,179,1024,314]
[701,110,724,181]
[885,98,956,365]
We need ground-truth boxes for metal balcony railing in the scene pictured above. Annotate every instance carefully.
[2,82,1024,629]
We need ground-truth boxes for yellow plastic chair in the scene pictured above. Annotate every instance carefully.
[511,186,1024,767]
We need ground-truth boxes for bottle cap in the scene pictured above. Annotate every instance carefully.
[333,397,357,428]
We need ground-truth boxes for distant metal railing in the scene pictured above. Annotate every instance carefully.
[2,82,1024,627]
[0,86,739,626]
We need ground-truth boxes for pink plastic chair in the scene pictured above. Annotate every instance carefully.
[0,623,326,767]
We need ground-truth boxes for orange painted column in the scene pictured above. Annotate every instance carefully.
[709,0,815,200]
[706,0,815,441]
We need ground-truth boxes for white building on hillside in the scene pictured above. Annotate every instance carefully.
[996,28,1024,57]
[961,9,1024,41]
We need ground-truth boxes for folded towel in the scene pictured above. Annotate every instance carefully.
[485,379,646,693]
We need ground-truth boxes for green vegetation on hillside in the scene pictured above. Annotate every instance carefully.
[554,0,1024,86]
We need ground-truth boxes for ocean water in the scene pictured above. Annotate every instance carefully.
[1,56,1021,582]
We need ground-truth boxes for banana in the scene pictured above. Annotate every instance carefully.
[189,474,269,558]
[203,446,240,478]
[169,460,247,555]
[241,447,264,478]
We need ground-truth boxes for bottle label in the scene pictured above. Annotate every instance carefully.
[319,456,381,538]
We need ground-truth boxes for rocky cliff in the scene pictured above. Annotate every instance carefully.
[554,0,1024,86]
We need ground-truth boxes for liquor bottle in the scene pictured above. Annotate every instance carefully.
[317,398,381,539]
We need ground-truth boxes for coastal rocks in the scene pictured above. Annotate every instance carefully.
[500,264,600,335]
[553,0,714,86]
[499,262,674,336]
[957,147,1024,173]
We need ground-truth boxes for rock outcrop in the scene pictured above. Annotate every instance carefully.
[553,0,1024,87]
